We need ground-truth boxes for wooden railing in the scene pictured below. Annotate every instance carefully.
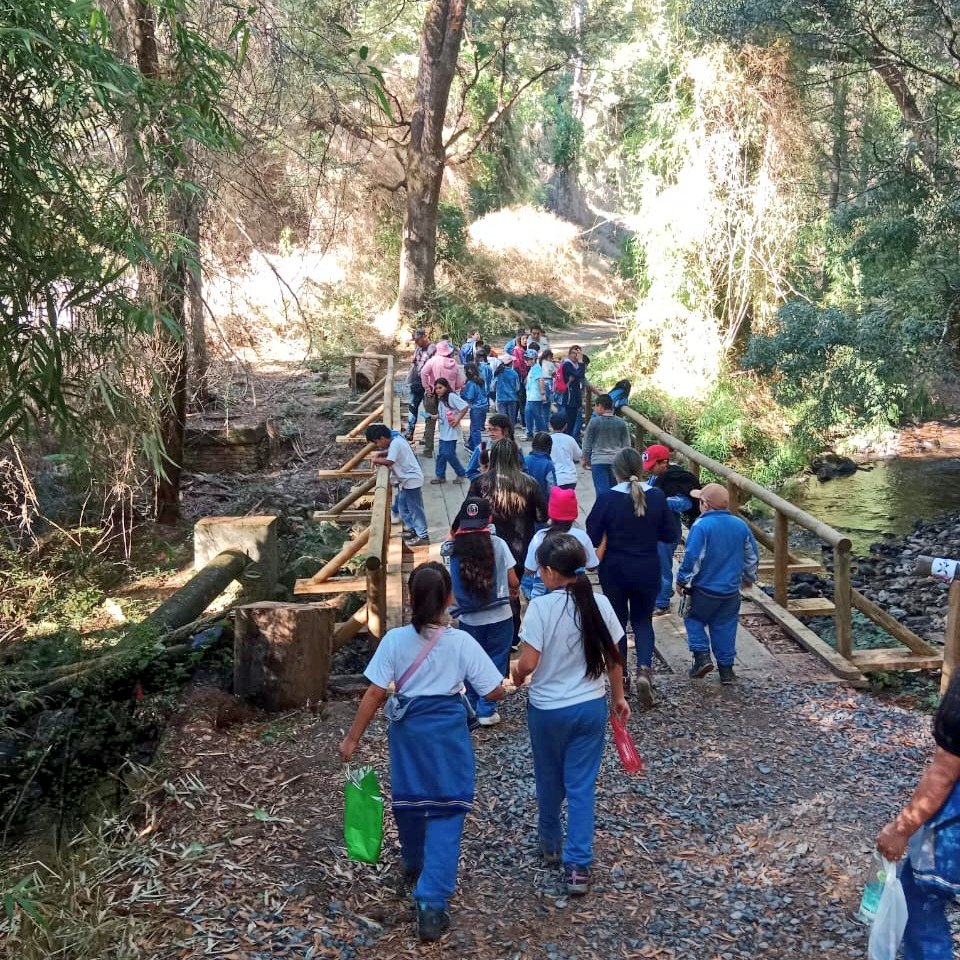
[610,397,943,681]
[293,353,401,650]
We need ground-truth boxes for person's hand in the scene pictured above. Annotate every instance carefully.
[582,459,590,469]
[741,579,754,591]
[339,736,358,763]
[675,583,687,596]
[612,697,631,724]
[877,820,910,861]
[511,668,526,688]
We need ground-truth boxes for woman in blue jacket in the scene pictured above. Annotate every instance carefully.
[586,447,674,708]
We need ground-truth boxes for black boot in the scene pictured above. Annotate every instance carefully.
[689,651,714,679]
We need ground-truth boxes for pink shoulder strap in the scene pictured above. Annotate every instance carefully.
[395,626,446,694]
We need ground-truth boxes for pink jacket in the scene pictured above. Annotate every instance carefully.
[420,353,464,393]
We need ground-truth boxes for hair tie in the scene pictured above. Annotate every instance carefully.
[629,475,639,482]
[574,566,586,575]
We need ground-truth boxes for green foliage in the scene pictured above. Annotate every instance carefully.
[546,96,584,170]
[436,202,469,264]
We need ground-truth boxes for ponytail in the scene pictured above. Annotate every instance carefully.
[613,448,646,517]
[535,533,620,680]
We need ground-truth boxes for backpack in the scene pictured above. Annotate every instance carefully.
[553,361,568,395]
[445,548,510,618]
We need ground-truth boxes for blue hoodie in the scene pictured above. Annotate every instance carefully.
[676,510,759,596]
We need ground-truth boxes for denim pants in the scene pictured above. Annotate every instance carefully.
[467,406,487,451]
[656,539,679,609]
[528,696,606,868]
[461,617,513,718]
[394,809,466,910]
[496,400,518,425]
[901,858,954,960]
[406,385,425,436]
[564,404,583,442]
[599,566,657,669]
[435,439,466,480]
[396,486,428,540]
[684,590,740,666]
[525,400,545,437]
[591,463,615,498]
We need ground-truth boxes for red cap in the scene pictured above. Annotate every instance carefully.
[548,487,579,522]
[642,444,671,468]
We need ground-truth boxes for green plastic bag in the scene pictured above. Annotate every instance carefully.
[344,766,384,864]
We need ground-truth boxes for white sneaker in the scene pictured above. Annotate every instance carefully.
[477,712,501,727]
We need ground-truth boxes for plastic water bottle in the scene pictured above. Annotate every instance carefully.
[610,716,645,774]
[857,853,887,924]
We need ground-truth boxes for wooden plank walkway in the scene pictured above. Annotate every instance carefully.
[396,406,842,682]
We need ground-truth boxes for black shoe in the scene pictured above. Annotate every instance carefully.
[689,652,714,679]
[416,904,450,942]
[718,665,736,685]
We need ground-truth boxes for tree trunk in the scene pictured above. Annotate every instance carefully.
[186,193,209,392]
[827,76,847,210]
[124,0,190,524]
[396,0,468,319]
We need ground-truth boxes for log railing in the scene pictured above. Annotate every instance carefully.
[295,354,399,651]
[617,402,942,681]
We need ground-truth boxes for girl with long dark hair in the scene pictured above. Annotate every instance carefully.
[443,497,519,726]
[339,562,505,942]
[511,534,629,897]
[586,447,673,709]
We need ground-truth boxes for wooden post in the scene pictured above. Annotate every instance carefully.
[774,510,789,607]
[350,355,357,391]
[327,476,377,515]
[726,481,740,516]
[234,602,334,709]
[306,526,371,584]
[834,544,853,660]
[943,580,960,695]
[585,389,594,422]
[341,442,376,473]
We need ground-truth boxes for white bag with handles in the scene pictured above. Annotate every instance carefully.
[867,858,907,960]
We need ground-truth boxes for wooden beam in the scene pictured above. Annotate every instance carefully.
[365,471,391,572]
[317,470,377,479]
[787,597,836,617]
[833,545,853,660]
[325,476,376,515]
[944,580,960,694]
[342,405,384,437]
[303,526,371,585]
[347,376,387,409]
[757,558,823,577]
[851,648,943,672]
[851,589,939,657]
[743,516,802,565]
[333,605,368,651]
[340,443,375,473]
[311,510,375,522]
[743,585,867,685]
[774,511,789,607]
[292,575,367,595]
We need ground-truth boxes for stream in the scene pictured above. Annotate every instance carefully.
[782,456,960,555]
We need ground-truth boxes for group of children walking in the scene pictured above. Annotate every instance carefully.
[345,326,760,942]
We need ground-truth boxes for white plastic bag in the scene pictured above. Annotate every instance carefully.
[867,858,907,960]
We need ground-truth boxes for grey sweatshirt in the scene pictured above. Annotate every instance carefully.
[582,414,631,465]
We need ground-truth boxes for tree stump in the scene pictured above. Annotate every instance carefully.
[234,602,334,709]
[354,347,383,393]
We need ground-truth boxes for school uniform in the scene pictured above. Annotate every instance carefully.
[520,591,625,871]
[521,526,599,600]
[523,450,556,501]
[436,393,468,480]
[549,431,581,489]
[461,379,489,451]
[365,625,503,911]
[385,435,428,540]
[494,366,521,425]
[524,362,547,436]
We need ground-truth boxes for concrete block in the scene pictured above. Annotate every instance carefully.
[194,515,279,600]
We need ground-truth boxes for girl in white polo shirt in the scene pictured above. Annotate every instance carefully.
[511,534,629,897]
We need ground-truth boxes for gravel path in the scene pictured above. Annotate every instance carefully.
[130,671,958,959]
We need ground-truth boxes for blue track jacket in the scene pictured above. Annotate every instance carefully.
[676,509,759,595]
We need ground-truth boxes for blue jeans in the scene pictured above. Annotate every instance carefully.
[406,385,424,436]
[525,400,545,437]
[901,858,954,960]
[528,697,606,868]
[467,407,487,451]
[656,539,678,609]
[461,617,513,718]
[599,566,657,669]
[396,486,428,540]
[496,400,517,425]
[394,809,466,910]
[591,463,615,498]
[684,590,740,666]
[435,439,466,480]
[563,403,583,442]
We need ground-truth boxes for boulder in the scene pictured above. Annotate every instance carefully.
[811,452,859,482]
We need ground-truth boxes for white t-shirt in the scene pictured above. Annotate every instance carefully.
[456,534,515,626]
[549,432,581,486]
[386,435,423,490]
[520,591,625,710]
[525,363,544,402]
[523,526,599,574]
[438,393,468,442]
[364,624,503,699]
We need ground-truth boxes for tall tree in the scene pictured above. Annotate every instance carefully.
[396,0,468,318]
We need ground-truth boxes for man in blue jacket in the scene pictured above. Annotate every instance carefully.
[675,483,759,684]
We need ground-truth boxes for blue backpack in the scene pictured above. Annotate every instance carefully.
[441,542,510,618]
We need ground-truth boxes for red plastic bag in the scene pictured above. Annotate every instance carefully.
[610,716,645,774]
